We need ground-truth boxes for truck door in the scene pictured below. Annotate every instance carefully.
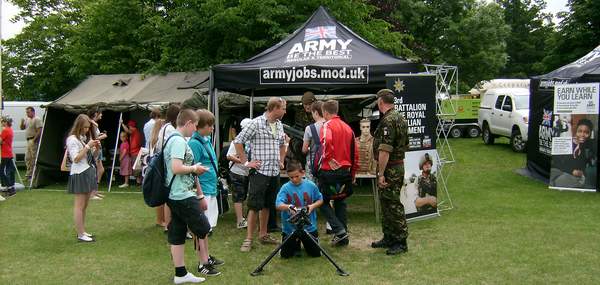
[490,95,505,134]
[497,95,513,136]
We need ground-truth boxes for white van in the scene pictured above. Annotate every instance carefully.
[0,101,49,161]
[477,79,530,152]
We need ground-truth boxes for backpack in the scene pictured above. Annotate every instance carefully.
[308,124,323,178]
[142,134,180,207]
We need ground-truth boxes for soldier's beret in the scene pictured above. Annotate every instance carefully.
[419,153,433,170]
[376,89,394,98]
[302,91,316,105]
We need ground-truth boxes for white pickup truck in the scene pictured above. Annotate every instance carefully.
[477,80,530,152]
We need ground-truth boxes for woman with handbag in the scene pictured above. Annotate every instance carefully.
[66,114,100,242]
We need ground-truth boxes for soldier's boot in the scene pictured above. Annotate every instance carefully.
[371,235,391,248]
[385,239,408,255]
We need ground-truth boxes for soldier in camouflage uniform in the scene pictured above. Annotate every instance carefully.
[289,91,316,167]
[371,89,409,255]
[293,91,316,130]
[417,154,437,212]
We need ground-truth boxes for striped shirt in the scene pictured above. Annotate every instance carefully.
[233,113,285,176]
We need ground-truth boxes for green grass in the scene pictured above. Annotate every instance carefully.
[1,138,599,284]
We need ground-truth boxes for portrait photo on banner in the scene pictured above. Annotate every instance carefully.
[549,114,598,190]
[401,150,439,219]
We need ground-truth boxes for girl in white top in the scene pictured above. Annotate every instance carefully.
[66,114,100,242]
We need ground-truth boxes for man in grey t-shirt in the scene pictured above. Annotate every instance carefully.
[302,101,324,182]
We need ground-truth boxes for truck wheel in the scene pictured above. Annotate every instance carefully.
[450,127,462,138]
[467,126,480,138]
[511,129,526,152]
[482,124,494,145]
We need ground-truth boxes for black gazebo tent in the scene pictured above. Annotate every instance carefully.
[211,6,418,96]
[527,45,600,179]
[210,6,418,146]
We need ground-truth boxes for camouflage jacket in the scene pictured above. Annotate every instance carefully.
[293,108,314,131]
[418,173,437,198]
[373,109,408,161]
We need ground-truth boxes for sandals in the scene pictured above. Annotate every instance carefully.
[240,239,252,252]
[259,234,280,245]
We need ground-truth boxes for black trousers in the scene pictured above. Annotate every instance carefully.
[0,158,15,188]
[281,230,321,258]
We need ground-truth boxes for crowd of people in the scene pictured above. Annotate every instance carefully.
[2,90,412,283]
[0,106,44,201]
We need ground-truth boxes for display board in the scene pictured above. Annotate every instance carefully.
[386,74,439,220]
[549,83,598,191]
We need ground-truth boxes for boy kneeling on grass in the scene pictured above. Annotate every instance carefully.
[275,161,324,258]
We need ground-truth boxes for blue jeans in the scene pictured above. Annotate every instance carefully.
[319,198,347,235]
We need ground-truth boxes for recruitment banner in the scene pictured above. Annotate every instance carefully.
[549,83,599,191]
[385,74,438,221]
[401,150,440,220]
[385,74,437,151]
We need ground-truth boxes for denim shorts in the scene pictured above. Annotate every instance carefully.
[229,172,249,203]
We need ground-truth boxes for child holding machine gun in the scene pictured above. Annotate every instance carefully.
[275,161,323,258]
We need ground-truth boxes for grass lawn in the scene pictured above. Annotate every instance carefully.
[1,138,599,284]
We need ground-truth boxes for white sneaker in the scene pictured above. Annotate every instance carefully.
[0,195,5,202]
[118,183,129,188]
[77,235,95,242]
[237,219,248,229]
[91,195,103,200]
[174,272,205,284]
[83,232,94,238]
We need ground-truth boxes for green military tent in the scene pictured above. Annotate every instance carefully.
[33,72,210,189]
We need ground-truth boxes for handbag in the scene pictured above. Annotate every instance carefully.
[60,149,71,172]
[197,137,230,215]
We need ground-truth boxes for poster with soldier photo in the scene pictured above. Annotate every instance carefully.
[400,150,439,220]
[549,83,598,192]
[385,74,437,151]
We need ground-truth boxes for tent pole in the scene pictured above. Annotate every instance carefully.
[108,113,123,192]
[214,89,220,158]
[208,69,214,112]
[250,90,254,118]
[29,110,49,189]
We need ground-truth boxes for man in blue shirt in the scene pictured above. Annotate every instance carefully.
[187,109,224,276]
[275,161,323,258]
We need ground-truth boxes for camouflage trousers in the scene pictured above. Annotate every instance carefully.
[379,165,408,242]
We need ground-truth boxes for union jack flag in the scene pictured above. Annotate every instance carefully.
[542,109,553,126]
[304,26,337,41]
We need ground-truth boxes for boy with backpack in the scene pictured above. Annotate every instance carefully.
[161,109,211,284]
[187,109,224,276]
[301,101,324,182]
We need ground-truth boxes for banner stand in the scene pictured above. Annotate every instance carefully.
[386,74,447,222]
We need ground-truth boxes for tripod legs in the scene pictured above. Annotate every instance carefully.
[250,229,349,277]
[250,232,298,276]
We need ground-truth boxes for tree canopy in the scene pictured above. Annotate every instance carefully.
[2,0,598,101]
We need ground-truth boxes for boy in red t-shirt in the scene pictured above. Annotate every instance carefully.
[0,116,16,197]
